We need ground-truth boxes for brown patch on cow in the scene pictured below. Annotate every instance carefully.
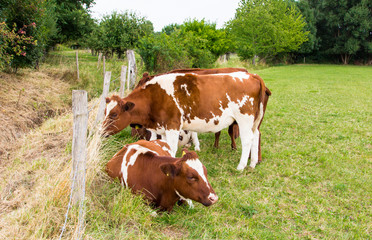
[214,119,219,125]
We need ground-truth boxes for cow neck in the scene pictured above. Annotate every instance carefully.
[124,88,151,128]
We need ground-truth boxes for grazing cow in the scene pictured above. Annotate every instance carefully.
[106,140,218,211]
[103,68,267,169]
[213,86,271,164]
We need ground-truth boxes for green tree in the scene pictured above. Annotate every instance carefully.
[96,11,153,58]
[53,0,95,44]
[227,0,309,64]
[137,31,191,73]
[315,0,371,64]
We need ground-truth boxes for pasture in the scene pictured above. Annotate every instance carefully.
[0,53,371,239]
[87,64,371,239]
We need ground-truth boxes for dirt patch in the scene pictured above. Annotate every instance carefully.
[0,68,71,164]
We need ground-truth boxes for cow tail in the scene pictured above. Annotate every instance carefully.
[253,75,266,131]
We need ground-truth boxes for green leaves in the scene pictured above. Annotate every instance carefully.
[227,0,309,63]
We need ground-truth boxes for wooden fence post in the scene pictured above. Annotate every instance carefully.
[119,65,127,98]
[97,52,102,69]
[126,59,131,91]
[95,71,111,124]
[71,90,88,237]
[76,51,79,81]
[103,55,106,76]
[126,50,136,89]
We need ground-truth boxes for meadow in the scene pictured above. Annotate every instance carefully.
[88,64,371,239]
[0,50,371,239]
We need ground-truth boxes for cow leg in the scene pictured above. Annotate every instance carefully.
[228,124,237,150]
[249,129,260,168]
[191,132,200,151]
[236,120,254,171]
[165,130,180,157]
[214,132,221,148]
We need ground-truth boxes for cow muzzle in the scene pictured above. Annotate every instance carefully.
[203,193,218,206]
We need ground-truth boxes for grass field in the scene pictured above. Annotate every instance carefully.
[86,64,372,239]
[1,50,371,239]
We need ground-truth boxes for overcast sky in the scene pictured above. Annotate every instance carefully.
[90,0,241,32]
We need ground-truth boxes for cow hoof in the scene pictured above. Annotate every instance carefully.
[236,165,245,171]
[249,163,257,169]
[194,146,200,151]
[150,211,158,217]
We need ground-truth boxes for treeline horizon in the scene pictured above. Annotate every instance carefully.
[1,0,370,73]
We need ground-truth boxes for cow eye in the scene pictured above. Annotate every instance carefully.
[110,113,118,118]
[187,176,197,181]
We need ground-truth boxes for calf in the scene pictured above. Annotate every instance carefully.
[106,139,218,212]
[131,126,200,151]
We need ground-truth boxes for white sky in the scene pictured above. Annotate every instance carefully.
[90,0,241,32]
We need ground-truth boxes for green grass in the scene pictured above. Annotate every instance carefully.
[45,48,145,100]
[83,64,371,239]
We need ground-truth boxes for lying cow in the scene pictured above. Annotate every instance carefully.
[103,68,268,170]
[106,139,218,211]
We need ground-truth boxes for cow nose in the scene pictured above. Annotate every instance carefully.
[208,193,218,204]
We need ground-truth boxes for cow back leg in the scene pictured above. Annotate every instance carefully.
[249,129,260,168]
[235,116,255,171]
[165,130,180,157]
[214,132,221,148]
[228,124,237,150]
[191,131,200,151]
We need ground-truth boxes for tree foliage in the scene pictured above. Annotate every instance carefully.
[87,11,153,58]
[227,0,309,63]
[138,19,233,73]
[1,0,57,72]
[53,0,95,44]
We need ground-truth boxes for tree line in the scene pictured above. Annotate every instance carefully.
[0,0,370,73]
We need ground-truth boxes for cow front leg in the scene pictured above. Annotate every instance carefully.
[191,131,200,151]
[236,124,254,171]
[165,130,180,157]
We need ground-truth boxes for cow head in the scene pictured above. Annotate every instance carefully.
[102,95,135,136]
[159,149,218,207]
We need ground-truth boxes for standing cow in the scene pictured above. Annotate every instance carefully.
[103,68,267,170]
[106,140,218,211]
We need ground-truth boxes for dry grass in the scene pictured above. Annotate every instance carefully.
[0,68,71,164]
[0,95,111,239]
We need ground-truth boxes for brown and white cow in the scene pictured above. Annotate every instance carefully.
[106,139,218,211]
[103,68,267,170]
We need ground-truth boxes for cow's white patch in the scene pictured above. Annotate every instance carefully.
[145,73,185,96]
[185,159,210,190]
[105,100,118,118]
[175,190,194,209]
[180,84,191,96]
[121,145,158,187]
[213,71,250,81]
[249,97,254,106]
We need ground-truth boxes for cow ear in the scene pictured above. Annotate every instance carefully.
[122,101,135,112]
[105,97,110,104]
[181,148,190,157]
[160,163,180,178]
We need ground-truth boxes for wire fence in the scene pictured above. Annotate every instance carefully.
[59,50,136,239]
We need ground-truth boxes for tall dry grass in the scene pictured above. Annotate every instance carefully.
[0,96,111,239]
